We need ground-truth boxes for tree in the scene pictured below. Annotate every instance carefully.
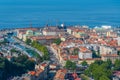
[25,39,32,45]
[81,61,88,66]
[84,60,112,80]
[54,38,61,45]
[71,62,76,70]
[94,60,104,65]
[16,55,28,64]
[92,50,100,58]
[31,41,50,60]
[73,48,79,55]
[65,60,72,69]
[65,60,76,70]
[0,55,36,80]
[106,59,112,69]
[99,75,110,80]
[114,59,120,70]
[80,74,90,80]
[36,56,43,63]
[25,60,35,71]
[117,51,120,56]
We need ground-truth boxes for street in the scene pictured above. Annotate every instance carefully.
[47,46,63,68]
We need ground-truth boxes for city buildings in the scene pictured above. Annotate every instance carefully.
[1,25,120,80]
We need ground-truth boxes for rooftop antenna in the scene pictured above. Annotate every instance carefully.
[46,19,50,27]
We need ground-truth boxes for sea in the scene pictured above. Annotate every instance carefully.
[0,0,120,29]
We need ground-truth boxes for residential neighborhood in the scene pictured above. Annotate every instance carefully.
[1,25,120,80]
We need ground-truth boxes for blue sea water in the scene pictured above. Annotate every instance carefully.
[0,0,120,29]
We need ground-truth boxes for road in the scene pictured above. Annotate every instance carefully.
[47,46,63,68]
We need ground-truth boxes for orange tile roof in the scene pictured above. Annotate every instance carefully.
[69,55,79,60]
[59,39,83,47]
[35,68,43,77]
[75,78,81,80]
[41,63,47,67]
[79,47,91,53]
[28,71,36,76]
[54,69,67,80]
[107,40,118,47]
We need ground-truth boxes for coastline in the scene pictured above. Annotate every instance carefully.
[0,24,119,31]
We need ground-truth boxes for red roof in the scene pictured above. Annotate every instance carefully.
[69,55,79,60]
[28,71,36,76]
[75,78,81,80]
[72,73,78,79]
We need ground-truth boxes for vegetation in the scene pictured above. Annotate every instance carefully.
[53,38,61,45]
[92,50,100,58]
[114,59,120,70]
[80,74,90,80]
[73,48,79,55]
[81,61,88,66]
[65,60,76,70]
[25,38,32,45]
[26,49,43,63]
[0,55,35,80]
[84,60,113,80]
[31,41,50,60]
[25,39,49,61]
[10,48,21,54]
[117,50,120,56]
[99,75,110,80]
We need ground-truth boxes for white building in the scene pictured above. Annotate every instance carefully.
[78,47,92,59]
[100,45,117,55]
[0,36,4,42]
[42,27,65,36]
[79,51,92,59]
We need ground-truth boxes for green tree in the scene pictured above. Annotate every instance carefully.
[71,62,76,70]
[65,60,72,69]
[117,51,120,55]
[106,59,112,69]
[25,60,35,71]
[80,74,90,80]
[31,41,50,60]
[65,60,76,70]
[92,50,100,58]
[16,55,28,64]
[114,59,120,70]
[84,60,112,80]
[0,55,36,80]
[25,38,32,45]
[81,61,88,66]
[94,60,104,65]
[54,38,61,45]
[99,75,110,80]
[73,48,79,55]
